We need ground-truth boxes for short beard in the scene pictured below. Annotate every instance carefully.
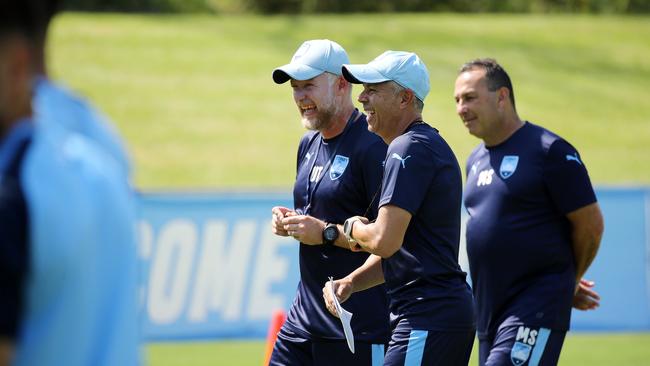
[300,73,343,131]
[302,96,339,132]
[301,108,333,131]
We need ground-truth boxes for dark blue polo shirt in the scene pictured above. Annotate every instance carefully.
[287,110,391,342]
[379,122,475,331]
[464,121,597,340]
[0,120,32,339]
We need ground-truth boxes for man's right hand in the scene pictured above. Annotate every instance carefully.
[322,277,354,318]
[271,206,295,236]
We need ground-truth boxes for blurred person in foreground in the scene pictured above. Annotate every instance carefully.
[454,58,604,366]
[0,1,141,365]
[323,51,476,365]
[269,39,390,365]
[33,0,131,173]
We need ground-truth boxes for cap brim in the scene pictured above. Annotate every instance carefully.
[342,64,389,84]
[272,63,324,84]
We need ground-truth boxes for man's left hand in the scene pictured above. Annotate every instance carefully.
[282,215,325,245]
[573,278,600,310]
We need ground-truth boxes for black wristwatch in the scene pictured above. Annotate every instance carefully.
[322,223,339,245]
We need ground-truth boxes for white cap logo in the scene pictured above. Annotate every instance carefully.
[292,43,310,62]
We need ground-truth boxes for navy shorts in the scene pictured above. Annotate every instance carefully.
[479,325,566,366]
[382,324,475,366]
[269,326,387,366]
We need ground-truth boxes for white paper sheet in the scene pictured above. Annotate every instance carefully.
[328,276,355,353]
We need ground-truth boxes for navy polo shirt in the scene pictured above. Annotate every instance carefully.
[379,122,475,331]
[464,121,597,339]
[286,110,391,342]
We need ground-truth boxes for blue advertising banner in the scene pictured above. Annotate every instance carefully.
[138,193,299,340]
[570,188,650,331]
[137,188,650,340]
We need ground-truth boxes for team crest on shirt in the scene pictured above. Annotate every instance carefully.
[510,341,532,365]
[499,155,519,179]
[329,155,349,180]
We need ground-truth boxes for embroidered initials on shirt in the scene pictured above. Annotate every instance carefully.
[310,166,324,182]
[477,169,494,186]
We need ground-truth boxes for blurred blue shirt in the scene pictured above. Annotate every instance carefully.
[9,78,141,366]
[32,78,131,176]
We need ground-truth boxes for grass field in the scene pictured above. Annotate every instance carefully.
[147,333,650,365]
[49,13,650,189]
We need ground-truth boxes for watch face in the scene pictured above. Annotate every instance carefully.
[324,226,338,241]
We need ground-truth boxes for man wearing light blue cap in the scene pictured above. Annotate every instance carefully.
[324,51,476,365]
[272,39,351,84]
[269,40,390,365]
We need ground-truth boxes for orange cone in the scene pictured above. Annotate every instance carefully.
[263,309,287,366]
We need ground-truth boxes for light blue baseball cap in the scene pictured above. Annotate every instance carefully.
[273,39,350,84]
[342,51,430,102]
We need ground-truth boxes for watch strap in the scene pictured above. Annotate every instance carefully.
[343,217,361,243]
[322,223,339,245]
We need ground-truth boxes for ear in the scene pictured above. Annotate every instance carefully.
[337,75,349,93]
[400,88,415,110]
[497,87,510,108]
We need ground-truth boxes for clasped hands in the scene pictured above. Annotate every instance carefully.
[271,206,323,245]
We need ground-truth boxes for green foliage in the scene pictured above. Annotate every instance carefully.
[629,0,650,11]
[61,0,212,13]
[242,0,650,13]
[59,0,650,13]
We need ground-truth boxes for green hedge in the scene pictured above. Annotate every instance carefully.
[61,0,649,13]
[257,0,650,13]
[61,0,211,12]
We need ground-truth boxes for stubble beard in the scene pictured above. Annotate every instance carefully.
[301,91,340,132]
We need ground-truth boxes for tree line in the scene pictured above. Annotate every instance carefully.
[62,0,650,13]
